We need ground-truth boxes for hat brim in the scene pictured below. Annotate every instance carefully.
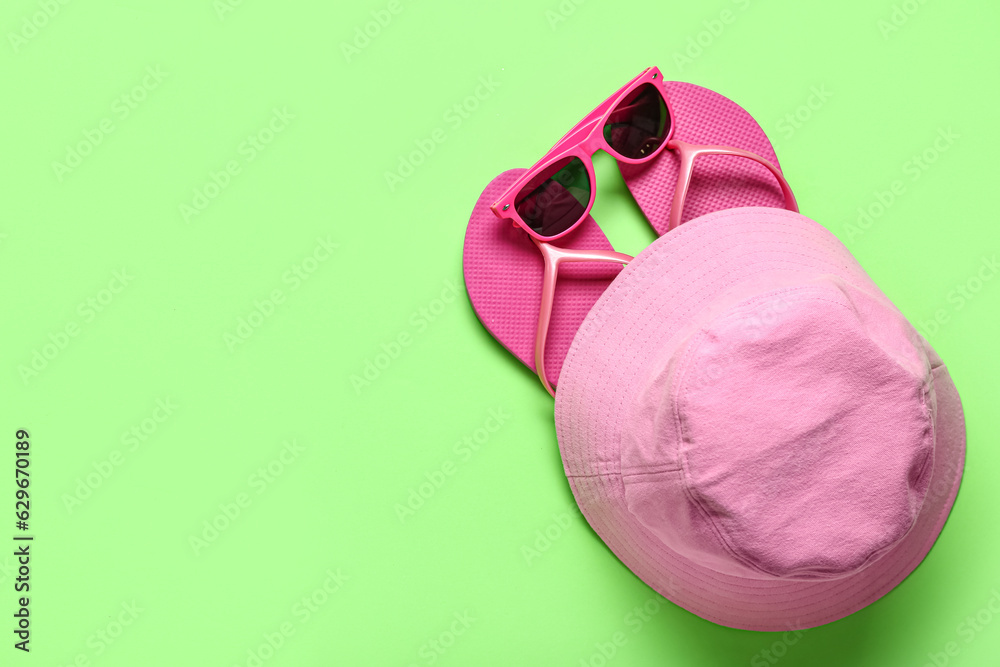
[554,207,966,631]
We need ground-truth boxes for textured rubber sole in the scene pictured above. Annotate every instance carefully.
[463,169,621,389]
[621,81,787,235]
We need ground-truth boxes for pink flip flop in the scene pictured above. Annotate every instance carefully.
[621,81,792,235]
[463,80,793,394]
[464,170,628,394]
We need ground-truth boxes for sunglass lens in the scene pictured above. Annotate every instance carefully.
[514,156,591,238]
[603,83,669,159]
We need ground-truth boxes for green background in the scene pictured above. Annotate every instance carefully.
[2,0,998,665]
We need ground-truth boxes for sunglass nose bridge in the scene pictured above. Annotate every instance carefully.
[581,133,605,156]
[552,117,603,155]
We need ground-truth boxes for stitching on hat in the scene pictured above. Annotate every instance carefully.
[899,368,936,531]
[620,465,683,479]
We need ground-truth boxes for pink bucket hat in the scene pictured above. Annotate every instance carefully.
[554,207,966,631]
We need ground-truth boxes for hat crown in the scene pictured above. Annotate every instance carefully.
[623,277,934,580]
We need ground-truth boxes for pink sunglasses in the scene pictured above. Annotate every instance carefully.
[491,66,797,239]
[491,67,799,395]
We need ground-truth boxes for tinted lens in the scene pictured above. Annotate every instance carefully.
[514,156,591,238]
[603,83,669,159]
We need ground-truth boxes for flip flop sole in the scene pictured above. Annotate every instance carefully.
[621,81,788,235]
[462,169,621,390]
